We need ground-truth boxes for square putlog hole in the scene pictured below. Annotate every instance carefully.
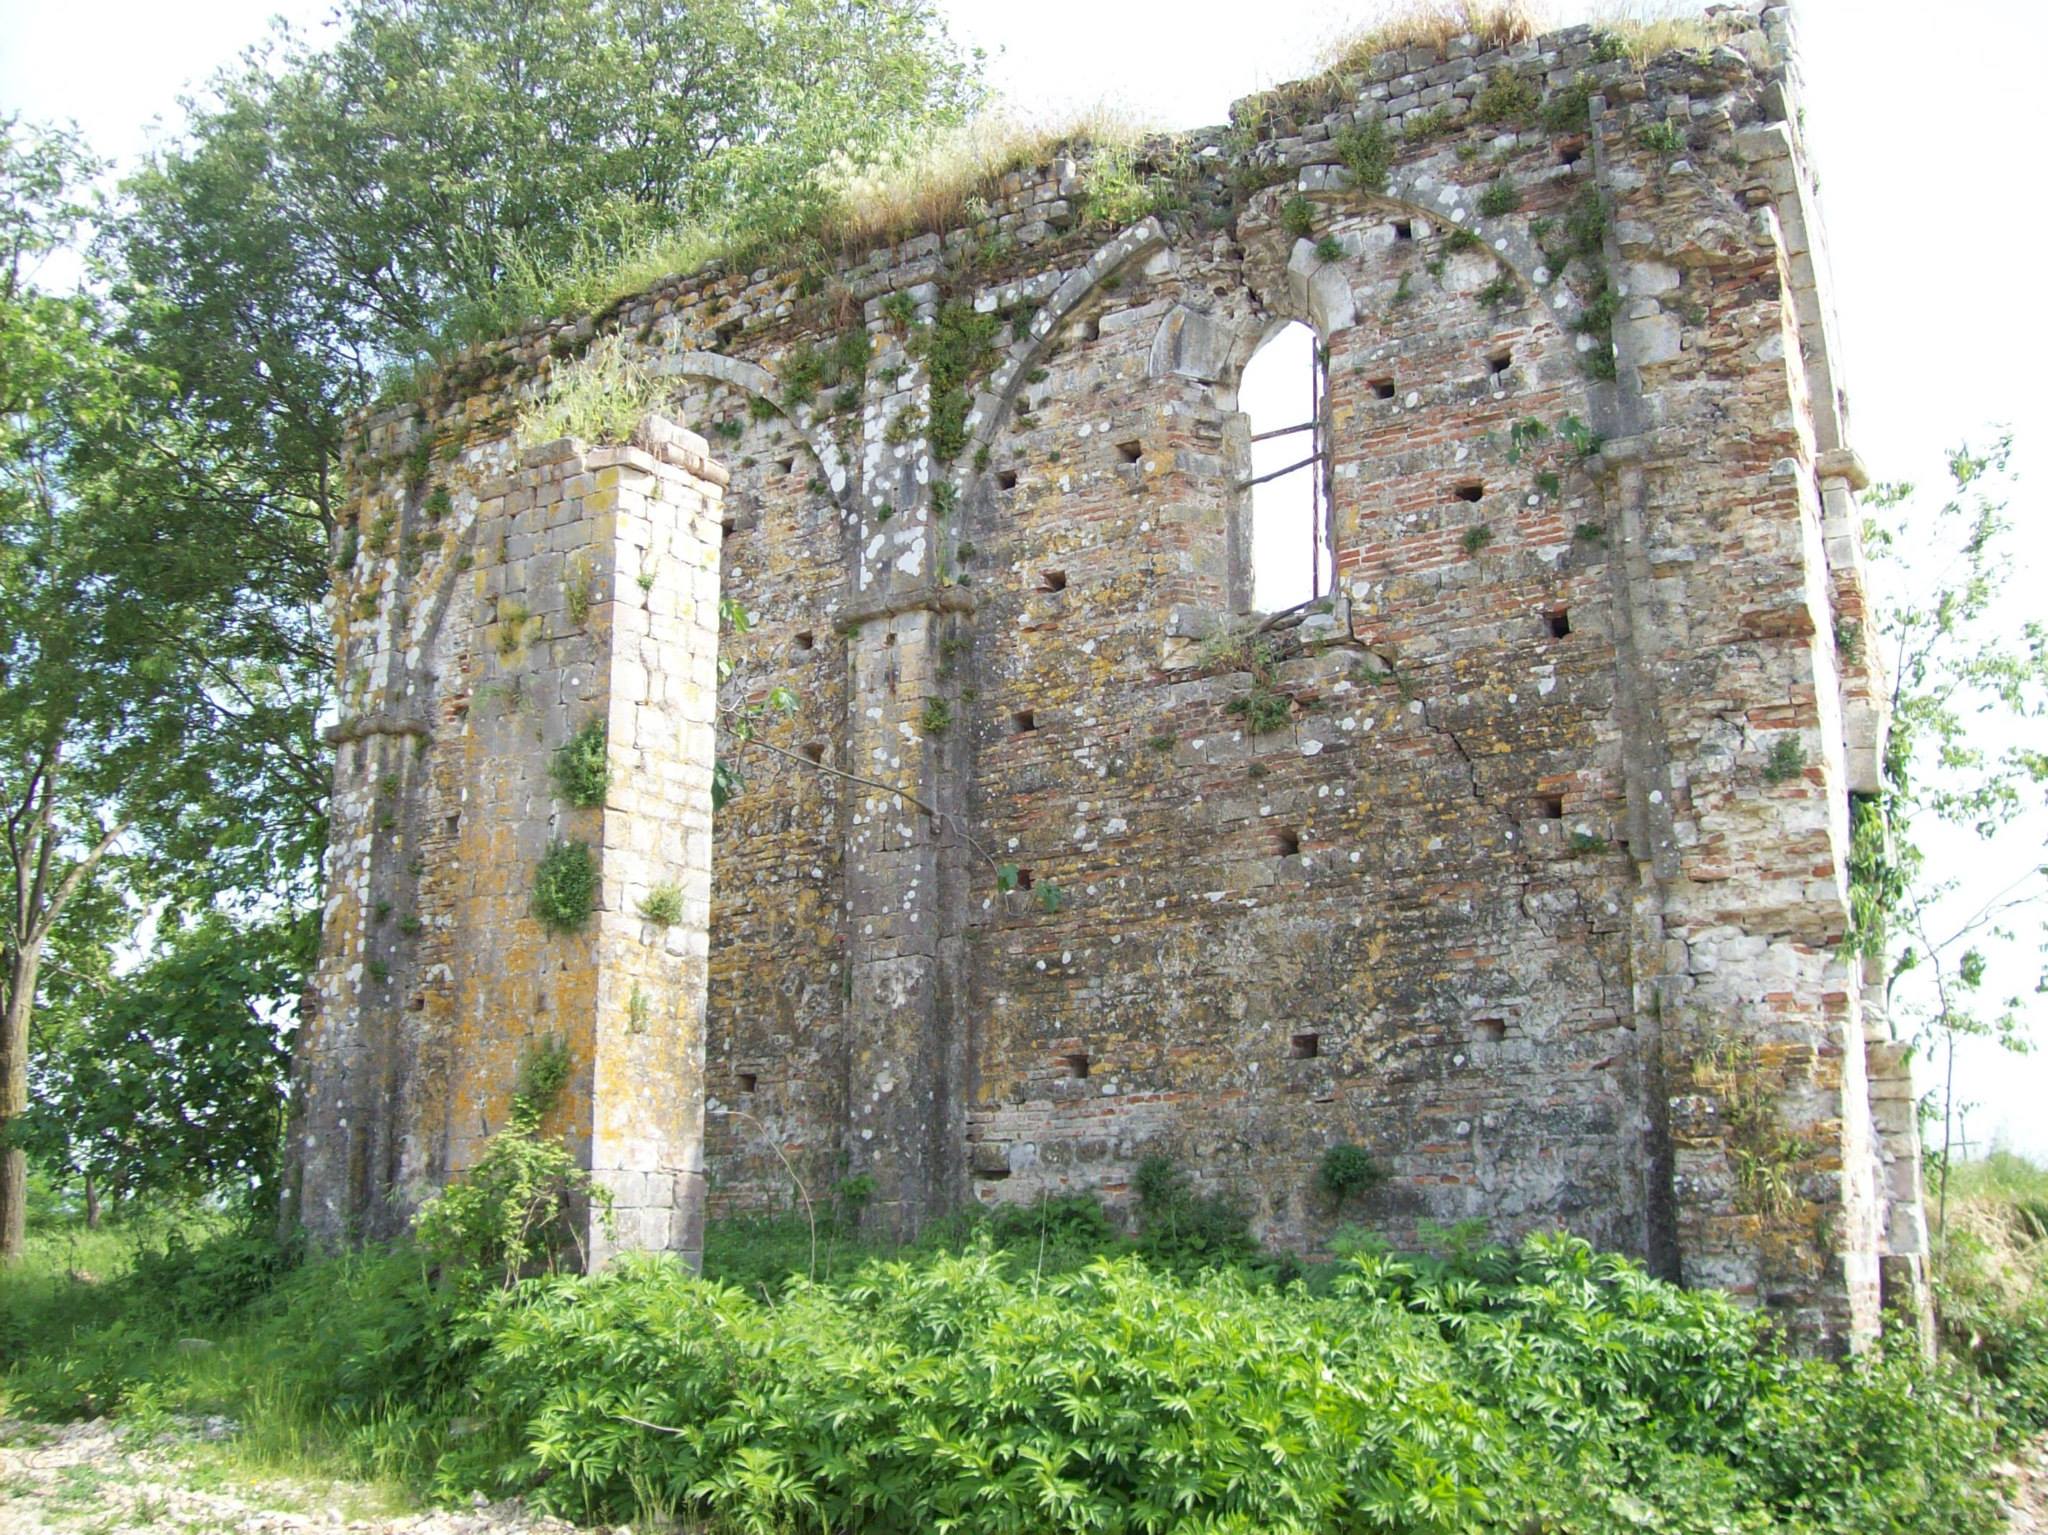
[1473,1018,1507,1043]
[738,1072,758,1093]
[1290,1032,1320,1059]
[1535,794,1565,820]
[996,468,1019,490]
[1453,481,1485,503]
[1038,569,1068,593]
[1544,608,1571,638]
[1392,219,1413,241]
[1370,377,1396,400]
[1117,439,1143,463]
[1013,709,1037,734]
[1273,826,1301,856]
[794,630,816,652]
[1061,1052,1090,1079]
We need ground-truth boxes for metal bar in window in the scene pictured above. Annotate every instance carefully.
[1251,420,1318,443]
[1310,339,1324,597]
[1237,452,1322,491]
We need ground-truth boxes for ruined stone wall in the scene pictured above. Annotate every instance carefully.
[293,2,1928,1351]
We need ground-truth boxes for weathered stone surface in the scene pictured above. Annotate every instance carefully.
[290,0,1925,1354]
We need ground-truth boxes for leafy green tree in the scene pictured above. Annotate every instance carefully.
[16,914,311,1218]
[0,121,327,1257]
[1863,437,2047,1228]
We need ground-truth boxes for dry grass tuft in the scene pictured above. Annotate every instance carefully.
[1314,0,1542,74]
[1309,0,1737,83]
[815,105,1150,256]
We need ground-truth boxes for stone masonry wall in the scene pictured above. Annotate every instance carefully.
[292,2,1929,1351]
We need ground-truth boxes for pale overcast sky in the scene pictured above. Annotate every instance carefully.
[2,0,2041,1156]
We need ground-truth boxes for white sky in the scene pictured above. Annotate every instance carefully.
[2,0,2041,1155]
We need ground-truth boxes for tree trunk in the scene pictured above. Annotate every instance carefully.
[83,1168,99,1230]
[0,951,39,1262]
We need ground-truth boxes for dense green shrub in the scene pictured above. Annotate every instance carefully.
[126,1222,306,1327]
[548,718,610,806]
[1317,1144,1385,1204]
[530,839,597,932]
[433,1236,2005,1533]
[3,1154,2034,1535]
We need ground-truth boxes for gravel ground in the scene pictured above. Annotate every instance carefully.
[0,1419,602,1535]
[6,1413,2045,1533]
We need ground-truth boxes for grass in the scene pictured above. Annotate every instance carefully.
[819,104,1149,256]
[1309,1,1741,78]
[418,104,1153,368]
[394,1,1760,389]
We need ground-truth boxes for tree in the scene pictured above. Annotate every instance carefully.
[1862,436,2047,1232]
[0,120,328,1257]
[16,913,310,1218]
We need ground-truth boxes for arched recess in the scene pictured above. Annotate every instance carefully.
[1216,166,1594,619]
[936,216,1171,503]
[658,349,857,511]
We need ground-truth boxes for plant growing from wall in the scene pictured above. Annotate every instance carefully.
[1472,71,1538,127]
[1316,1144,1384,1205]
[518,331,668,447]
[563,556,596,626]
[1687,1041,1813,1218]
[638,881,684,927]
[496,598,533,657]
[413,1036,610,1290]
[1204,623,1293,736]
[1476,269,1517,312]
[1637,121,1687,155]
[1761,736,1806,786]
[1476,175,1521,218]
[1541,77,1594,133]
[910,300,1000,462]
[550,720,610,807]
[1281,195,1316,239]
[532,840,598,933]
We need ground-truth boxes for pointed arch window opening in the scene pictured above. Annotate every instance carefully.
[1240,323,1334,612]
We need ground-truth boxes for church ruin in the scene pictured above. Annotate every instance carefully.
[289,2,1929,1351]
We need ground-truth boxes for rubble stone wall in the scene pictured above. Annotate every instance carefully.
[292,2,1927,1351]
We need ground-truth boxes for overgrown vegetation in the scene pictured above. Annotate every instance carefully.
[911,300,1002,462]
[1204,622,1294,735]
[517,330,668,447]
[7,1154,2041,1535]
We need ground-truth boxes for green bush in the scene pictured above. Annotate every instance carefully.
[636,880,684,926]
[0,1204,2023,1535]
[548,718,609,807]
[1333,121,1391,192]
[428,1234,2005,1533]
[530,840,597,932]
[1316,1144,1384,1204]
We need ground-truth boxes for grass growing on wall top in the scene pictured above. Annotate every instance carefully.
[516,331,669,447]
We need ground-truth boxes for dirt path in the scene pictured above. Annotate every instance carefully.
[0,1419,596,1535]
